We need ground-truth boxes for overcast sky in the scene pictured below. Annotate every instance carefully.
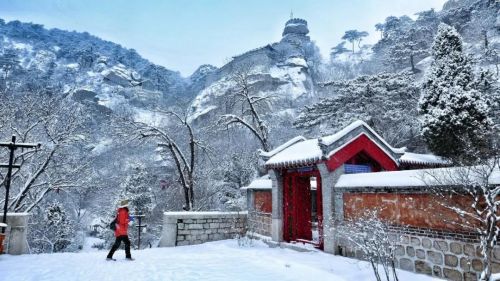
[0,0,447,76]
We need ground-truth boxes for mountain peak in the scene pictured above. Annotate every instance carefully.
[282,18,309,37]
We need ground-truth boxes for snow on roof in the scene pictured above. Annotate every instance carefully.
[335,166,500,188]
[260,136,306,158]
[265,139,323,167]
[322,120,405,154]
[242,175,319,190]
[265,120,405,168]
[241,175,272,190]
[399,152,449,166]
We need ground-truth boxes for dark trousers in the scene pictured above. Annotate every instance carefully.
[107,235,131,259]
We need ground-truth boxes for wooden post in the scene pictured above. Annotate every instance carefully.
[134,214,146,250]
[0,136,40,234]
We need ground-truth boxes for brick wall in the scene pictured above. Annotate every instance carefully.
[343,192,475,232]
[254,191,272,213]
[337,190,499,280]
[159,212,247,247]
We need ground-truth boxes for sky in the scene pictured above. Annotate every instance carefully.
[0,0,447,76]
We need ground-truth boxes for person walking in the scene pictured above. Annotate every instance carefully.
[106,199,134,261]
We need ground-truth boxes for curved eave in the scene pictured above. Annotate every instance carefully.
[398,159,450,167]
[265,157,321,169]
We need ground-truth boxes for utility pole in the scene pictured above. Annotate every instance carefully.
[134,213,146,250]
[0,136,40,233]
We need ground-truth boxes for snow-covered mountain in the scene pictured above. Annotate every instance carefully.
[188,18,321,123]
[0,20,191,123]
[0,0,498,255]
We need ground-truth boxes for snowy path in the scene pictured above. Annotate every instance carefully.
[0,239,439,281]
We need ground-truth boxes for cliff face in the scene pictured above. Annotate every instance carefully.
[188,18,322,123]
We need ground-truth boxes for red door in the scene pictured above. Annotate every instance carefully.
[283,173,294,242]
[283,171,323,247]
[294,176,312,241]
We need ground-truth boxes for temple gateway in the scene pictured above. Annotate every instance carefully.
[243,120,500,278]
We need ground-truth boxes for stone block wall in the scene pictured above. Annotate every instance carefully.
[248,211,271,237]
[159,212,247,247]
[335,188,500,280]
[338,225,500,281]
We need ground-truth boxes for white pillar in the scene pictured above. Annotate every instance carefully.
[158,215,177,247]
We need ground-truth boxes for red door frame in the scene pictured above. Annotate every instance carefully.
[282,168,323,249]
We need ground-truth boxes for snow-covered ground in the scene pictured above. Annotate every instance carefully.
[0,239,439,281]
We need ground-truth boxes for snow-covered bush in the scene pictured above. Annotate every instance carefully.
[30,201,75,253]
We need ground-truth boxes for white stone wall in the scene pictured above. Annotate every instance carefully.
[159,212,247,247]
[0,213,30,255]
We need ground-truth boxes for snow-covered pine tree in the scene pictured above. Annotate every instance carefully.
[387,27,428,72]
[419,23,493,163]
[34,201,74,253]
[294,71,422,149]
[341,30,369,53]
[330,41,350,61]
[120,164,156,215]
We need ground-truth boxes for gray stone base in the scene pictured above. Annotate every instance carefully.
[248,211,271,236]
[0,213,30,255]
[338,231,500,281]
[159,211,247,247]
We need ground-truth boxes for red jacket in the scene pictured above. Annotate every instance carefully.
[114,207,130,237]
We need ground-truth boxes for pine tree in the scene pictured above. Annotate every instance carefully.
[341,30,369,53]
[419,23,492,162]
[120,165,156,215]
[330,41,349,61]
[43,201,74,252]
[294,71,422,148]
[387,27,429,72]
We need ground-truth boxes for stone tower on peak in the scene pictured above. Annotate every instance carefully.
[282,18,309,37]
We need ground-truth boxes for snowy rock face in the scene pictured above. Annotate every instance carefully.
[188,18,319,122]
[102,64,140,87]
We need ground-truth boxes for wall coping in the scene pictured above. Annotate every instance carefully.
[163,211,248,220]
[2,213,30,217]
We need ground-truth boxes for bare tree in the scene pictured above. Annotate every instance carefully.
[423,154,500,280]
[218,66,272,152]
[0,92,91,213]
[114,109,205,211]
[337,209,400,281]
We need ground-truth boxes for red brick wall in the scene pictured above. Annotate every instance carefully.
[254,191,272,213]
[343,192,475,232]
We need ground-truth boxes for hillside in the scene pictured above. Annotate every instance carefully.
[0,0,498,255]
